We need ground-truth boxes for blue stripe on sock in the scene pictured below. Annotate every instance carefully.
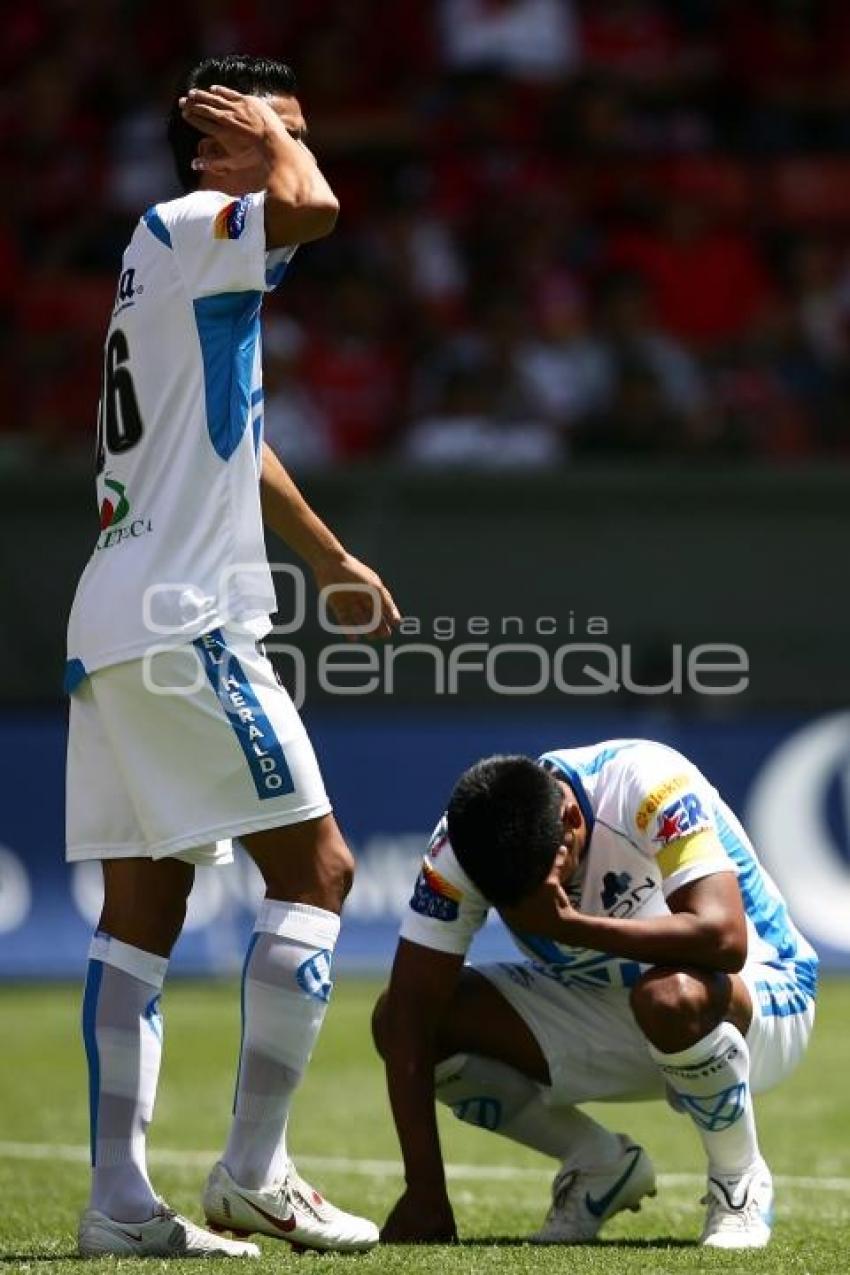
[82,959,105,1166]
[232,932,260,1115]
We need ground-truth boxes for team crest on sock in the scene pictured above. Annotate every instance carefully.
[296,950,334,1002]
[679,1083,747,1131]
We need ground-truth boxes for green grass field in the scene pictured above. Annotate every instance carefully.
[2,976,849,1275]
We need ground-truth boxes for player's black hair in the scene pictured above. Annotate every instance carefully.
[446,755,564,906]
[167,54,298,191]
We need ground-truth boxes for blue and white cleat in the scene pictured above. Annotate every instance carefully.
[700,1161,774,1249]
[78,1200,260,1257]
[530,1134,657,1243]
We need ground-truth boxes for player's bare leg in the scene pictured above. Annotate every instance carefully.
[373,969,656,1242]
[631,966,773,1249]
[202,814,378,1252]
[79,857,259,1257]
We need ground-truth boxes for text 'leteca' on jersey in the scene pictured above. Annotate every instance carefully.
[65,190,296,689]
[401,739,818,1008]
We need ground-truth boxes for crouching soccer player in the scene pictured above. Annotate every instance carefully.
[374,740,817,1249]
[65,55,399,1258]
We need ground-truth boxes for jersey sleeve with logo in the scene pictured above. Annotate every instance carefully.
[399,816,490,956]
[149,191,296,299]
[621,746,735,899]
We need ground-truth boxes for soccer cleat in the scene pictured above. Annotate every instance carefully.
[700,1162,774,1249]
[202,1160,379,1253]
[530,1134,657,1244]
[78,1200,260,1257]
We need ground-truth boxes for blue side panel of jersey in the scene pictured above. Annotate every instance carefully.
[194,291,262,461]
[251,387,264,457]
[714,806,798,961]
[63,657,88,694]
[142,206,173,250]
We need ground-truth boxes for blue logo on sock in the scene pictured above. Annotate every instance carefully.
[680,1083,746,1131]
[143,994,163,1042]
[296,950,334,1002]
[452,1097,502,1131]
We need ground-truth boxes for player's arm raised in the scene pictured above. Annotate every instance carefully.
[180,85,338,245]
[376,939,463,1243]
[260,442,400,639]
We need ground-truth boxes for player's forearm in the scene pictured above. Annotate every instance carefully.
[261,122,338,242]
[260,443,346,569]
[549,911,746,973]
[384,1027,450,1199]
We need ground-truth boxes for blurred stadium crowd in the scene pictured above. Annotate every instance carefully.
[6,0,850,468]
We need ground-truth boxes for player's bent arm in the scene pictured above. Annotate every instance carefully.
[260,443,400,637]
[181,87,338,245]
[263,129,338,247]
[502,870,748,973]
[380,939,464,1241]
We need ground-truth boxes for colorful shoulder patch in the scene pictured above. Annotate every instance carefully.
[410,857,462,923]
[213,197,250,241]
[634,773,691,831]
[651,790,712,847]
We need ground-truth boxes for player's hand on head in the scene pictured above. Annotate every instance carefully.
[179,86,280,177]
[381,1189,457,1244]
[313,552,401,642]
[500,848,576,939]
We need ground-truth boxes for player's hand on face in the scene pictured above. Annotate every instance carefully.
[381,1189,457,1244]
[179,85,282,178]
[499,846,577,939]
[313,552,401,641]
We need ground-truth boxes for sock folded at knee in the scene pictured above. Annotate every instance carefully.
[436,1053,622,1167]
[83,932,168,1222]
[223,900,340,1191]
[647,1021,761,1179]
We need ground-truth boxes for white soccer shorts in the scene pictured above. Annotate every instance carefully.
[477,958,815,1103]
[66,626,330,866]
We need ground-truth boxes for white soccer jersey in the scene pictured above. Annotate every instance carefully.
[65,190,296,689]
[401,739,818,1004]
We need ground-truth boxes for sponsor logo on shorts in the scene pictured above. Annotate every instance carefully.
[652,792,710,846]
[635,773,691,830]
[409,857,462,922]
[194,629,296,801]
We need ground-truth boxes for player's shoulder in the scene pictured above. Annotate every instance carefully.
[539,738,657,790]
[145,190,260,236]
[616,741,715,847]
[409,815,483,919]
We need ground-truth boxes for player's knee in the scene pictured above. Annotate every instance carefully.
[630,967,718,1046]
[371,990,389,1059]
[316,835,355,909]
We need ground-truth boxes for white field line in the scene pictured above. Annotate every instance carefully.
[1,1141,849,1192]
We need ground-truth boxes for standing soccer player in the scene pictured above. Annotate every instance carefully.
[65,55,398,1259]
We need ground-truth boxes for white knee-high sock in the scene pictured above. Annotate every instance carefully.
[223,900,340,1191]
[82,932,168,1222]
[647,1022,761,1181]
[436,1053,623,1168]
